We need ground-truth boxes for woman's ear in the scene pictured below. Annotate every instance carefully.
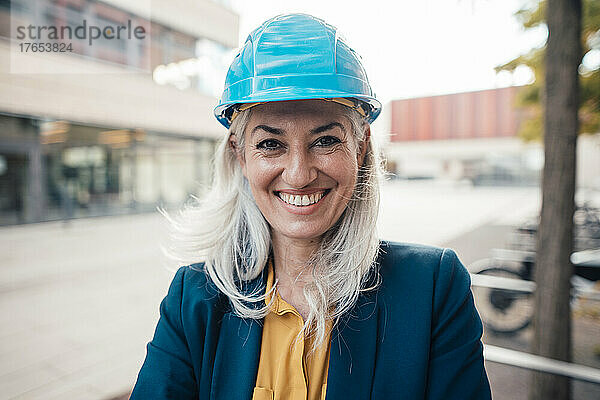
[358,124,371,166]
[229,134,247,176]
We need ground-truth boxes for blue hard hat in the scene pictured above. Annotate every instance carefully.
[214,13,382,128]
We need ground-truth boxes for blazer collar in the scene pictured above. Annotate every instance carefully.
[210,265,381,400]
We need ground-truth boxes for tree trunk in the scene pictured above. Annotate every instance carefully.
[530,0,581,399]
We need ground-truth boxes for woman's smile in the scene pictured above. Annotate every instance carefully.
[274,189,331,215]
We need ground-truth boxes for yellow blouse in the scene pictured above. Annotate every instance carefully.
[252,262,332,400]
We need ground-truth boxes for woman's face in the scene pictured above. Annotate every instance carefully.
[234,99,368,242]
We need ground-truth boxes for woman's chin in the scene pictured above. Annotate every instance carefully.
[271,224,328,242]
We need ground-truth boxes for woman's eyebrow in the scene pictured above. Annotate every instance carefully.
[251,125,284,135]
[251,121,344,136]
[311,122,345,134]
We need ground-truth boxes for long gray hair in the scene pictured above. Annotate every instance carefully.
[162,104,382,349]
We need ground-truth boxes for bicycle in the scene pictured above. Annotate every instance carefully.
[470,203,600,335]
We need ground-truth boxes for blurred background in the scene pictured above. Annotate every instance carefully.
[0,0,598,399]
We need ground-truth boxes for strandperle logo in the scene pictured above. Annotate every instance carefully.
[15,19,146,46]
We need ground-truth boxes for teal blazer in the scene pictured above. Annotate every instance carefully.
[131,242,491,399]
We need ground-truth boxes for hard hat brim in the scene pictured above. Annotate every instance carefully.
[214,74,382,129]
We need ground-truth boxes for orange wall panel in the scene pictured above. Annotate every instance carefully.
[390,86,523,142]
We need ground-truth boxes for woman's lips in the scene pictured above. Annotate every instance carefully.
[274,189,331,213]
[275,190,328,206]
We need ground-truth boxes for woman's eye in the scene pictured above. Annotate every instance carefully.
[256,139,282,150]
[314,136,341,147]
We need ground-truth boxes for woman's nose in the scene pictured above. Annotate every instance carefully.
[281,147,318,188]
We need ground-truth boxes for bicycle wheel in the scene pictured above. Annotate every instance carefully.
[471,266,534,335]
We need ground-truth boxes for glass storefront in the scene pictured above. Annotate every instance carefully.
[0,113,216,225]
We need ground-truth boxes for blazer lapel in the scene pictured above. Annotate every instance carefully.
[210,270,267,400]
[210,312,263,400]
[326,291,380,400]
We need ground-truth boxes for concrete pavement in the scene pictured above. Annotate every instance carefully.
[0,213,172,399]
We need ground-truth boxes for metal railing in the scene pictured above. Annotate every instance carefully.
[470,273,600,384]
[470,272,600,300]
[484,345,600,384]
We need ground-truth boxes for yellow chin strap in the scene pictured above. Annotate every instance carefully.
[229,98,367,124]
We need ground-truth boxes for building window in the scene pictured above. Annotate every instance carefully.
[0,114,216,225]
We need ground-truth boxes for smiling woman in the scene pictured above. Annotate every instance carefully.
[131,13,491,400]
[230,99,377,327]
[237,101,367,241]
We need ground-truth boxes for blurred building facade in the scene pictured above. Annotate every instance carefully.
[384,87,600,189]
[0,0,238,225]
[385,87,541,185]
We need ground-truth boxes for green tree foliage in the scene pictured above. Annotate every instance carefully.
[497,0,599,141]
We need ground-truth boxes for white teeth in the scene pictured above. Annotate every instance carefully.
[278,191,325,206]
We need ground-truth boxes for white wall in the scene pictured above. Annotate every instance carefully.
[578,133,600,190]
[0,40,226,138]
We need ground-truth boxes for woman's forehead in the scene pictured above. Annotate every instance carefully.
[250,100,347,122]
